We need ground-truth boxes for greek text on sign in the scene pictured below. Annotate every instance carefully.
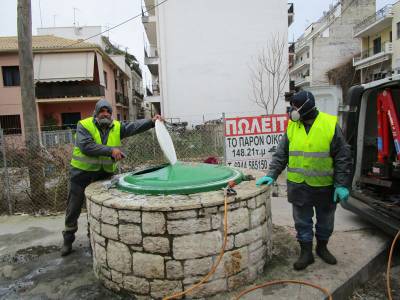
[225,114,288,170]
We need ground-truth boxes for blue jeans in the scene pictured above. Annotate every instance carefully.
[292,202,337,242]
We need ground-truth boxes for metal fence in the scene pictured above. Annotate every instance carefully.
[0,123,224,215]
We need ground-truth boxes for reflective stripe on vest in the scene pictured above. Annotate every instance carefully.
[70,117,121,173]
[287,112,337,187]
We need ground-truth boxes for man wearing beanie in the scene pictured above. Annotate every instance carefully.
[61,98,163,256]
[256,90,352,270]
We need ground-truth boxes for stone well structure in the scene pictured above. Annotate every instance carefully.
[85,168,272,299]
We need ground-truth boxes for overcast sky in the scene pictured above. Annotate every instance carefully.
[0,0,394,64]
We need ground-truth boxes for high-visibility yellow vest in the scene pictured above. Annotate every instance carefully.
[70,117,121,173]
[287,112,337,187]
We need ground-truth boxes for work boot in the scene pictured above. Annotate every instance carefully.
[293,241,314,271]
[316,240,337,265]
[61,232,75,257]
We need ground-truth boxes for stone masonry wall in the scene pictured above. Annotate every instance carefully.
[85,171,272,299]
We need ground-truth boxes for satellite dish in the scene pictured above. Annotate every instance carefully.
[155,120,178,165]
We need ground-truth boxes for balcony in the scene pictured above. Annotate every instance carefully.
[354,5,393,38]
[353,42,393,69]
[288,3,294,26]
[144,83,161,103]
[144,45,159,76]
[115,92,129,107]
[35,82,105,101]
[289,57,310,74]
[294,76,311,87]
[295,37,310,54]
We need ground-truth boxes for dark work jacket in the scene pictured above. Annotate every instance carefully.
[70,118,154,178]
[266,116,352,206]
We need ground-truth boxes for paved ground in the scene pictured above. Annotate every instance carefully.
[0,195,395,299]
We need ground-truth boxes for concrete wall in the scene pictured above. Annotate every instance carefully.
[311,0,376,86]
[157,0,288,125]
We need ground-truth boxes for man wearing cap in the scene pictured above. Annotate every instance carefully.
[256,91,352,270]
[61,98,162,256]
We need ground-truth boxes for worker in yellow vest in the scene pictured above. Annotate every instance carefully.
[256,91,352,270]
[61,98,162,256]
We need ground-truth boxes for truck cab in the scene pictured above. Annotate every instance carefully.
[341,75,400,236]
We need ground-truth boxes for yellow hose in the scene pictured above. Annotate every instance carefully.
[387,229,400,300]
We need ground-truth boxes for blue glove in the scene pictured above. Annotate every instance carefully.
[256,176,275,186]
[334,187,349,203]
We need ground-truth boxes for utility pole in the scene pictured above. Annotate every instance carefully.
[17,0,46,209]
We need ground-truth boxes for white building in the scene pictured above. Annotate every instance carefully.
[289,0,375,89]
[142,0,291,125]
[353,2,400,83]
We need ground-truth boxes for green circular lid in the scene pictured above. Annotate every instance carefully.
[117,162,243,195]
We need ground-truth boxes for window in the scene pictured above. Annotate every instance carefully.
[117,113,121,121]
[390,31,392,43]
[103,71,108,89]
[307,52,310,58]
[0,115,22,134]
[397,22,400,39]
[373,37,381,54]
[2,66,20,86]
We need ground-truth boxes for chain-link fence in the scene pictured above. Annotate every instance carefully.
[0,122,224,215]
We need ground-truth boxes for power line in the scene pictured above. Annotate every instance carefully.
[65,0,169,48]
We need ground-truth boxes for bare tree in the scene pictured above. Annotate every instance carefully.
[249,34,289,115]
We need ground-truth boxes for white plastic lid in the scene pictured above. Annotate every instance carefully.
[155,120,178,165]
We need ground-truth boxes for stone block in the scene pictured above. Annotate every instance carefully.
[173,231,222,260]
[213,247,249,278]
[184,257,213,276]
[91,202,102,220]
[150,280,183,299]
[89,216,101,234]
[123,275,149,294]
[143,236,170,254]
[111,270,123,284]
[119,224,142,245]
[167,210,197,220]
[132,252,164,278]
[235,226,263,248]
[94,243,107,265]
[184,278,227,298]
[250,205,266,228]
[93,231,105,247]
[247,199,256,209]
[107,240,132,274]
[102,223,118,240]
[119,210,141,223]
[228,270,249,289]
[167,218,211,235]
[227,208,249,234]
[249,245,266,264]
[211,214,222,229]
[166,260,183,279]
[142,212,166,235]
[101,206,118,225]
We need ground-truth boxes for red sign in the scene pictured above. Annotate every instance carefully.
[225,114,288,137]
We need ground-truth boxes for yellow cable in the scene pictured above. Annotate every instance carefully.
[387,229,400,300]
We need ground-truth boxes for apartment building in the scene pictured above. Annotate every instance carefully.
[353,2,400,83]
[290,0,375,89]
[142,0,291,125]
[0,35,130,134]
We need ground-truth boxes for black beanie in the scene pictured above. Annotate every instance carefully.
[291,91,318,121]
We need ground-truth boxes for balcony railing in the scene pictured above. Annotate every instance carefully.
[36,83,105,99]
[353,5,393,36]
[353,42,393,65]
[115,92,129,106]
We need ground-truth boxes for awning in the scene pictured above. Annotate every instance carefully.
[96,52,105,87]
[34,52,95,82]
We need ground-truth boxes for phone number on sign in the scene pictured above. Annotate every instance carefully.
[229,159,269,170]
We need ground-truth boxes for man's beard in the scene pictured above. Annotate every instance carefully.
[97,116,112,128]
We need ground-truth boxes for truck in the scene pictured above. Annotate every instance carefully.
[341,75,400,236]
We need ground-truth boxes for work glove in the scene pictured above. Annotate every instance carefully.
[256,176,275,186]
[333,187,349,203]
